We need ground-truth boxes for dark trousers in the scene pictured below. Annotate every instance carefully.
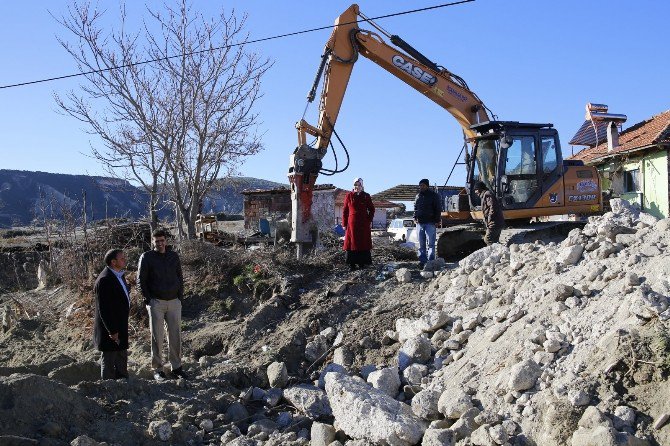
[100,350,128,379]
[484,226,502,245]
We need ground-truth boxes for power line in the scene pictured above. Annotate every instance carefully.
[0,0,474,90]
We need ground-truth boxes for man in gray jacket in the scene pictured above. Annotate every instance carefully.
[138,228,187,381]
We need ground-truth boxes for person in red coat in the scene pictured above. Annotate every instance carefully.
[342,177,375,270]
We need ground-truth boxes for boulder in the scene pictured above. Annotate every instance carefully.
[311,422,336,446]
[398,336,432,370]
[319,363,347,389]
[556,245,584,266]
[367,367,401,398]
[411,389,441,420]
[267,362,288,388]
[396,268,412,283]
[283,384,332,418]
[415,310,450,332]
[325,372,426,446]
[305,335,330,363]
[70,436,104,446]
[148,420,172,442]
[437,389,473,419]
[508,359,541,391]
[422,428,454,446]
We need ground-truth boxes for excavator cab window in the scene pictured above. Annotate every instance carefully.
[541,136,559,174]
[502,135,540,206]
[472,139,498,190]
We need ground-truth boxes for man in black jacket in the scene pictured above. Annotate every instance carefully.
[94,249,130,380]
[413,179,442,268]
[138,228,187,381]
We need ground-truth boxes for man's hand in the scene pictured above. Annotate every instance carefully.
[109,332,120,344]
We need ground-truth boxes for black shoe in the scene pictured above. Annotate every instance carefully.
[153,370,167,382]
[358,264,367,270]
[349,264,357,271]
[172,367,189,380]
[419,262,425,270]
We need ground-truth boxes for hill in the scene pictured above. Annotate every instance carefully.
[0,169,286,227]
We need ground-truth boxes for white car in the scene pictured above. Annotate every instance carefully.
[387,218,418,243]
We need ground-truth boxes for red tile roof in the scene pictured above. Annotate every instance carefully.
[571,110,670,164]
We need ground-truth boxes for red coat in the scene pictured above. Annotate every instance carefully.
[342,191,375,251]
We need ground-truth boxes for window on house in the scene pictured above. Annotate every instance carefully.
[623,169,639,192]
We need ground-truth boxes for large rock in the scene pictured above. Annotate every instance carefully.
[396,268,412,283]
[422,428,454,446]
[438,389,473,419]
[367,367,401,398]
[571,426,649,446]
[71,436,104,446]
[398,336,432,370]
[556,245,584,266]
[325,372,426,446]
[267,362,288,388]
[305,335,330,363]
[415,310,450,332]
[148,420,172,441]
[319,363,347,389]
[460,244,509,271]
[311,422,336,446]
[283,384,332,418]
[411,389,441,420]
[396,319,424,343]
[508,359,541,391]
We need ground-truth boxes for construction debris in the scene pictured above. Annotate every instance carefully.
[0,199,669,445]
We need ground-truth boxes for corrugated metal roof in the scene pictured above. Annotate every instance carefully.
[333,188,399,208]
[372,184,463,201]
[571,110,670,164]
[241,184,336,194]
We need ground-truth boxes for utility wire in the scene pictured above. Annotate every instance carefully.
[0,0,474,90]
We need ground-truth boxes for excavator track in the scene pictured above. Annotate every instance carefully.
[437,220,586,260]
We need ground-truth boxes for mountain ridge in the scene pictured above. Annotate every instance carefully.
[0,169,286,227]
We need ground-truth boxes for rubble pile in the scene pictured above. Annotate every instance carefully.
[1,199,670,445]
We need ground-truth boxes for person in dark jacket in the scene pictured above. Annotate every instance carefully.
[413,179,442,268]
[93,249,130,380]
[474,181,505,245]
[342,177,376,270]
[137,228,188,381]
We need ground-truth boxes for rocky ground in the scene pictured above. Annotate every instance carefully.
[1,199,670,446]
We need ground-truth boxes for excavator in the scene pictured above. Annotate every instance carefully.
[288,4,604,259]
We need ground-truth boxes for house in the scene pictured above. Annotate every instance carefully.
[570,106,670,218]
[241,184,335,231]
[241,185,399,231]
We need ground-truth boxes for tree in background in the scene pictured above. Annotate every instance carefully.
[55,1,270,235]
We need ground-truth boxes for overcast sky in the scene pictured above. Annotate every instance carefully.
[1,0,668,195]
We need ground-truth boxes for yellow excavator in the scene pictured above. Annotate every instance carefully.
[288,4,604,258]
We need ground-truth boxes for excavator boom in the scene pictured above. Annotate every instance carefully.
[289,4,602,258]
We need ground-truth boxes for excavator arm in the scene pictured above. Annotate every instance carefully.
[289,4,489,255]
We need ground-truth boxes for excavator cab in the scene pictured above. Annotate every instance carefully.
[466,121,564,215]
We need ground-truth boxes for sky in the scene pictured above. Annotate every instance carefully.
[1,0,669,196]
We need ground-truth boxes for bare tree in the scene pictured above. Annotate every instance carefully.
[55,1,270,236]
